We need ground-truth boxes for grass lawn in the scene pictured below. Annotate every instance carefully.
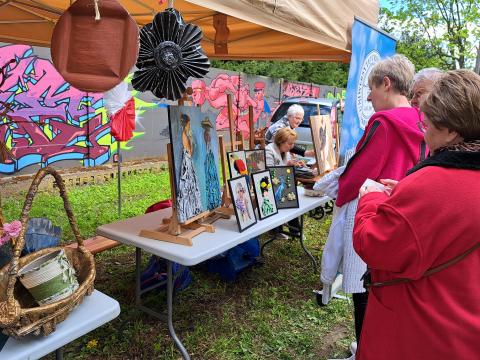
[1,171,354,360]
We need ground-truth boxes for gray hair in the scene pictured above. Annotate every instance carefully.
[287,104,304,117]
[368,54,415,96]
[413,67,444,84]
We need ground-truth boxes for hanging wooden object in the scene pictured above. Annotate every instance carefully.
[51,0,138,92]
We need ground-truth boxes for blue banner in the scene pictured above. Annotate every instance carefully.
[339,18,397,165]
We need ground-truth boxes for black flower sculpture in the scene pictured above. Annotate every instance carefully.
[132,8,210,101]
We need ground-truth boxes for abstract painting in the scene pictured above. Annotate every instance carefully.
[269,166,299,209]
[310,114,336,175]
[245,149,266,175]
[227,150,248,178]
[169,106,222,223]
[251,170,278,220]
[228,176,257,232]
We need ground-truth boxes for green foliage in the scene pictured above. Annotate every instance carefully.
[211,60,349,87]
[1,171,171,242]
[381,0,480,70]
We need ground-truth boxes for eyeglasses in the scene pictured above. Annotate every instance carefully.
[417,119,428,133]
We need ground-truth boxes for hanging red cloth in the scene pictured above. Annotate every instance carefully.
[109,97,136,141]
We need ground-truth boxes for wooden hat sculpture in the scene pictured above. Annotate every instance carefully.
[51,0,139,93]
[132,8,210,101]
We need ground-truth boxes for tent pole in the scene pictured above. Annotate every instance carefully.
[117,141,122,218]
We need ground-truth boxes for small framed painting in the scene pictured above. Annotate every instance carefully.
[228,176,257,232]
[269,166,299,209]
[227,150,248,178]
[245,149,266,175]
[251,170,278,220]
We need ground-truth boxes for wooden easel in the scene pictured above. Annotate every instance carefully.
[139,106,233,246]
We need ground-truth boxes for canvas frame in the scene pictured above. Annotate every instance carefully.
[309,114,336,175]
[245,149,266,175]
[227,150,247,179]
[168,105,222,223]
[228,175,257,232]
[269,165,299,209]
[251,170,278,220]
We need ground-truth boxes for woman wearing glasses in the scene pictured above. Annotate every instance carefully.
[354,70,480,359]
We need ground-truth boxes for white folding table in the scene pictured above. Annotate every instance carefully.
[97,188,329,359]
[0,290,120,360]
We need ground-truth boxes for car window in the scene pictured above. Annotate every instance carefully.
[270,103,331,127]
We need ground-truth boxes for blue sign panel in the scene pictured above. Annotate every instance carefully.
[339,18,397,165]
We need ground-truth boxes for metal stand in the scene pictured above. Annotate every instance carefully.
[260,214,318,273]
[55,348,63,360]
[117,143,122,218]
[134,248,190,360]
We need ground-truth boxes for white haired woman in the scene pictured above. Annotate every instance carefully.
[265,104,314,157]
[411,67,444,108]
[354,69,480,360]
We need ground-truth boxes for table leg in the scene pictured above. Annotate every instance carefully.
[135,247,142,306]
[55,347,63,360]
[297,215,318,273]
[167,260,190,360]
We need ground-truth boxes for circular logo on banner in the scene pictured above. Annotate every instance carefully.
[356,50,381,129]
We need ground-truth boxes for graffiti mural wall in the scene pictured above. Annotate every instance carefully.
[0,43,345,175]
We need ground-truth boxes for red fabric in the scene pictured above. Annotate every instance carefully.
[336,107,425,206]
[110,97,136,141]
[353,167,480,359]
[145,199,172,214]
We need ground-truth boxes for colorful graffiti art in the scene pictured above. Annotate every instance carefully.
[191,74,271,136]
[0,44,112,174]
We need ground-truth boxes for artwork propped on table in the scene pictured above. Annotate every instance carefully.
[251,170,278,220]
[245,149,266,175]
[310,115,336,175]
[269,166,299,209]
[227,150,248,179]
[169,106,222,223]
[228,176,257,232]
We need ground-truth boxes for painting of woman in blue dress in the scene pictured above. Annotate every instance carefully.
[202,117,221,210]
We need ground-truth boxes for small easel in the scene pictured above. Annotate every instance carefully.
[139,100,234,246]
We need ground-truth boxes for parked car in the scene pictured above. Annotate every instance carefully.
[268,97,341,148]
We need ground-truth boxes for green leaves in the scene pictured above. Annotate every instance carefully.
[381,0,480,70]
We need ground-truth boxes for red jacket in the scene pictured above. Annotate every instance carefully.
[336,107,425,206]
[353,166,480,359]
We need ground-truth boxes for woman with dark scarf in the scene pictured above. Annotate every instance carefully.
[353,69,480,360]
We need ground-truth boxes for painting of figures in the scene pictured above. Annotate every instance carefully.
[245,149,266,175]
[228,176,257,232]
[169,106,222,223]
[251,170,278,220]
[227,150,248,178]
[309,114,336,175]
[269,166,299,209]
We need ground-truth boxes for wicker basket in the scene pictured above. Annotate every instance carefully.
[0,167,95,338]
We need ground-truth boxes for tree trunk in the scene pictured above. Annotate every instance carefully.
[475,44,480,75]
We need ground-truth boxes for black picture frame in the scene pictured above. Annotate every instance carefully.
[245,149,267,175]
[268,165,299,209]
[251,170,278,220]
[226,150,247,179]
[228,175,257,232]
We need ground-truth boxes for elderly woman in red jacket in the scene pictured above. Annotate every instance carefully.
[354,69,480,360]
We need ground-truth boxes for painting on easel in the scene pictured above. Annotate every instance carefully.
[309,114,336,174]
[169,106,222,223]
